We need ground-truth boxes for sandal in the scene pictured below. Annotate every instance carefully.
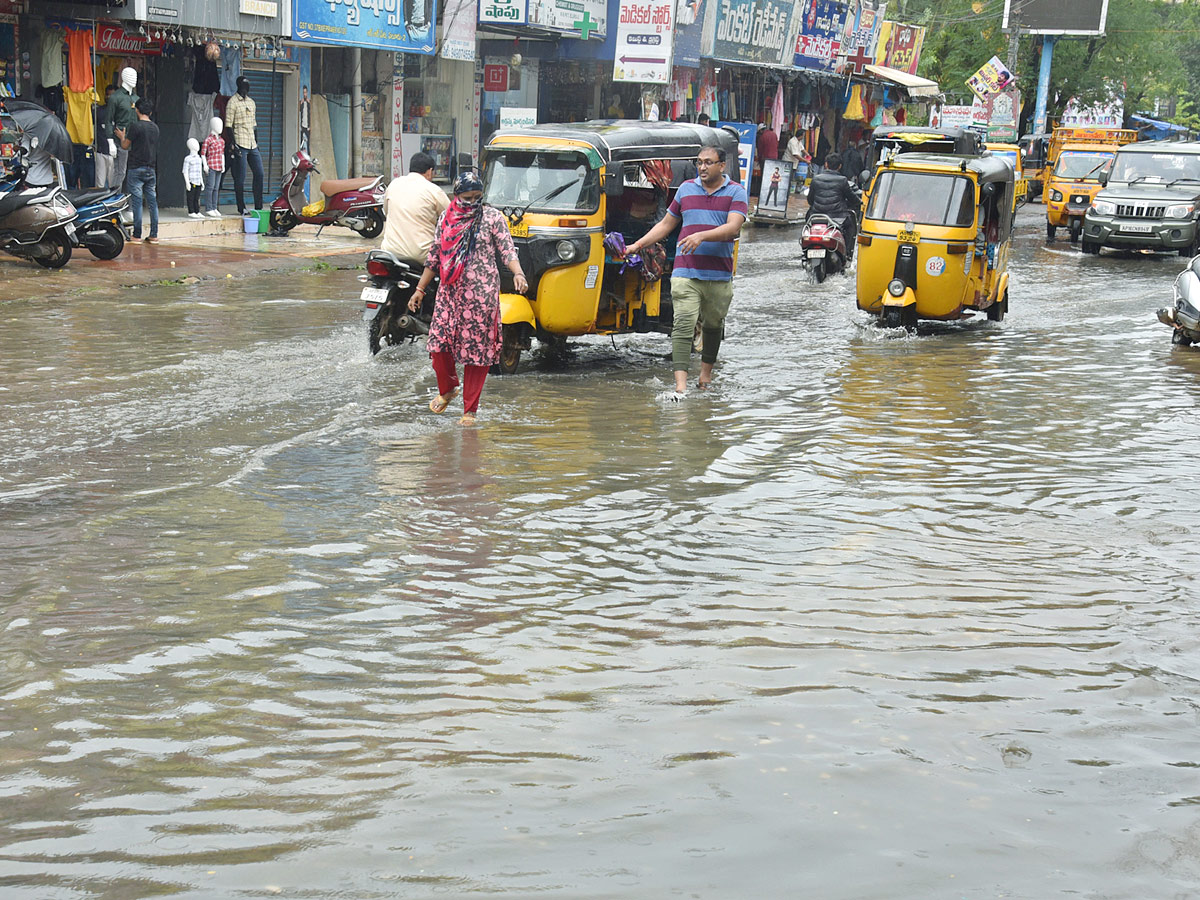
[429,388,459,414]
[458,413,476,426]
[697,378,712,391]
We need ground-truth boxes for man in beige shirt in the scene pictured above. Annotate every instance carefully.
[225,76,263,214]
[381,152,450,265]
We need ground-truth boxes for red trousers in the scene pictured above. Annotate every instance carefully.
[431,351,488,414]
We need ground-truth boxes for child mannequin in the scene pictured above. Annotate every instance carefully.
[183,138,206,218]
[201,116,225,218]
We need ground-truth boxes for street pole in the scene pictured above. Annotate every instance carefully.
[1032,36,1057,134]
[1006,4,1020,76]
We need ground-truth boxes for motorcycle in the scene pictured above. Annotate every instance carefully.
[360,249,438,355]
[64,186,129,260]
[268,150,384,239]
[1157,254,1200,347]
[0,138,78,269]
[799,213,849,283]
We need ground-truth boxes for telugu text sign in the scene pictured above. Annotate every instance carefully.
[793,0,848,73]
[706,0,802,68]
[479,0,527,25]
[292,0,435,54]
[526,0,607,37]
[875,20,924,75]
[613,0,674,84]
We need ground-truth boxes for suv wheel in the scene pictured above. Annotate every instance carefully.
[1081,239,1100,255]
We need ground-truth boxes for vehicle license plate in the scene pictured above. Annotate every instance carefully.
[1121,223,1153,233]
[509,221,529,238]
[360,286,390,305]
[807,248,826,258]
[897,229,920,243]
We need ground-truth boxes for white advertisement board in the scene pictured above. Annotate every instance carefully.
[479,0,527,25]
[500,107,538,128]
[613,0,674,84]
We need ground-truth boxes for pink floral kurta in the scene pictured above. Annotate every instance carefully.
[425,206,519,367]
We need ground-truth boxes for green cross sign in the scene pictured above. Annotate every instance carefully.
[573,10,598,40]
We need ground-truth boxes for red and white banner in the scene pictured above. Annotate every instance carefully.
[96,25,163,56]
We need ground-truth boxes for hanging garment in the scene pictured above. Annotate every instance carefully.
[66,29,94,92]
[844,85,866,121]
[41,29,65,88]
[771,83,784,138]
[219,47,243,97]
[187,91,215,143]
[192,44,220,94]
[64,86,98,145]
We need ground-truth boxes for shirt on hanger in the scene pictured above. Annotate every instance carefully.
[66,29,94,92]
[64,86,98,145]
[40,29,64,88]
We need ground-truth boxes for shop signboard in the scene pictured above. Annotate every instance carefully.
[480,0,527,25]
[1060,96,1123,128]
[986,87,1020,142]
[613,0,674,84]
[0,0,26,12]
[929,98,987,130]
[839,0,885,73]
[793,0,848,73]
[292,0,436,54]
[500,107,537,128]
[966,55,1014,100]
[442,0,478,61]
[527,0,607,38]
[716,120,754,185]
[674,0,706,68]
[96,24,163,56]
[390,55,405,178]
[875,20,923,74]
[107,0,285,35]
[705,0,802,68]
[483,64,509,92]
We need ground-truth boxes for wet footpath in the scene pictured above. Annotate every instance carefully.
[2,204,1200,899]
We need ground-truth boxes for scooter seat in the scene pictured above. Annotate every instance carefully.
[320,176,378,196]
[66,187,118,206]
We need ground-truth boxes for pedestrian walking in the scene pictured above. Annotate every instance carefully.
[625,143,748,396]
[407,171,529,426]
[182,138,206,218]
[115,98,159,243]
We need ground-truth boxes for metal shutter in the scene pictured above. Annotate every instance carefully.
[219,68,286,207]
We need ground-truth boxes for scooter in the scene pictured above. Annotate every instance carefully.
[799,213,849,284]
[360,249,437,355]
[1157,254,1200,347]
[0,139,78,269]
[64,186,129,260]
[268,150,384,238]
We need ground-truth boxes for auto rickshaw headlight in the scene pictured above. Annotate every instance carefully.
[1050,189,1063,202]
[887,278,906,298]
[1166,204,1194,219]
[1091,199,1116,216]
[555,240,576,261]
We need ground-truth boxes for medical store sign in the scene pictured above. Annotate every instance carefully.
[480,0,527,25]
[793,0,847,72]
[293,0,436,54]
[613,0,674,84]
[706,0,802,68]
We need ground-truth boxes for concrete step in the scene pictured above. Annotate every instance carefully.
[153,208,325,240]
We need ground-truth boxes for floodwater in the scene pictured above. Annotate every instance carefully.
[2,206,1200,899]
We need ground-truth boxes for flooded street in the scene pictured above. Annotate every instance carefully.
[3,205,1200,899]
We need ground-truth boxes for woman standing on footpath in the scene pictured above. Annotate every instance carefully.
[409,171,528,426]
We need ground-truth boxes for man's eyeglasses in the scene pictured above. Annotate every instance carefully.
[695,158,723,167]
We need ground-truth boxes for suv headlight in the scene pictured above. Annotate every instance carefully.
[1166,203,1194,219]
[1050,189,1063,202]
[1091,199,1116,216]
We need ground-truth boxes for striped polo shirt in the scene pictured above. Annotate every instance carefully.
[667,175,749,281]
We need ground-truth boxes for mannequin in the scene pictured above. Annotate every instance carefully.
[225,76,264,214]
[183,137,206,217]
[200,116,225,218]
[104,67,138,190]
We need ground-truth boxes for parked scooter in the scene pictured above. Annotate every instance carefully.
[268,150,384,238]
[799,213,849,283]
[0,137,78,269]
[64,186,129,260]
[1157,254,1200,346]
[360,249,437,355]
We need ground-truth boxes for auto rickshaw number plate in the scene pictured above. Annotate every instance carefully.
[509,221,530,238]
[897,229,920,243]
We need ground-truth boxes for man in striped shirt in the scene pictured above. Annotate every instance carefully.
[628,144,748,396]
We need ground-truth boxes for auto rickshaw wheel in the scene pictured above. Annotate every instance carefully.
[987,290,1008,322]
[1172,330,1193,347]
[1046,223,1056,242]
[1068,219,1082,244]
[499,341,521,374]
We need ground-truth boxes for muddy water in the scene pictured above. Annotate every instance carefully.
[2,207,1200,899]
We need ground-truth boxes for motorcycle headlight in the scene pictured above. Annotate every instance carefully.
[887,278,906,297]
[555,240,576,262]
[1166,204,1194,219]
[1091,199,1116,216]
[1050,189,1063,202]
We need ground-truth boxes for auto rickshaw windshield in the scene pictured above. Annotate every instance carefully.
[1110,150,1200,184]
[1054,151,1112,179]
[483,150,600,213]
[866,170,977,227]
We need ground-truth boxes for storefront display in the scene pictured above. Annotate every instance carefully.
[419,133,453,183]
[0,14,19,98]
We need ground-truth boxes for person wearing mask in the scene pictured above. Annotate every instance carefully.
[625,143,748,398]
[225,76,264,214]
[806,152,862,257]
[380,151,450,266]
[406,171,529,426]
[115,98,160,243]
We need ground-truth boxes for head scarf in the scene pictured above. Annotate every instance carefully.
[437,170,486,285]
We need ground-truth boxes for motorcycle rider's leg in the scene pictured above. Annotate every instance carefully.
[128,168,144,238]
[247,147,265,210]
[843,214,857,260]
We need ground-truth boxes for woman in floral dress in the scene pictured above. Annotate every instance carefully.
[409,171,528,425]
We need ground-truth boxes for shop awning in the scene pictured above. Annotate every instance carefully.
[1130,114,1191,141]
[862,64,940,98]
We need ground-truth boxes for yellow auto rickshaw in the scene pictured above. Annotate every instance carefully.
[856,153,1014,330]
[481,120,742,373]
[984,142,1028,207]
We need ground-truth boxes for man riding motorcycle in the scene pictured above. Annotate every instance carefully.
[380,150,449,268]
[806,152,862,258]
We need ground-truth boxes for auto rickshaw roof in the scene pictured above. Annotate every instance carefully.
[872,125,976,142]
[486,120,739,168]
[883,152,1015,183]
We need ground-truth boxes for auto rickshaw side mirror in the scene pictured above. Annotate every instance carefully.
[860,169,871,185]
[603,170,625,197]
